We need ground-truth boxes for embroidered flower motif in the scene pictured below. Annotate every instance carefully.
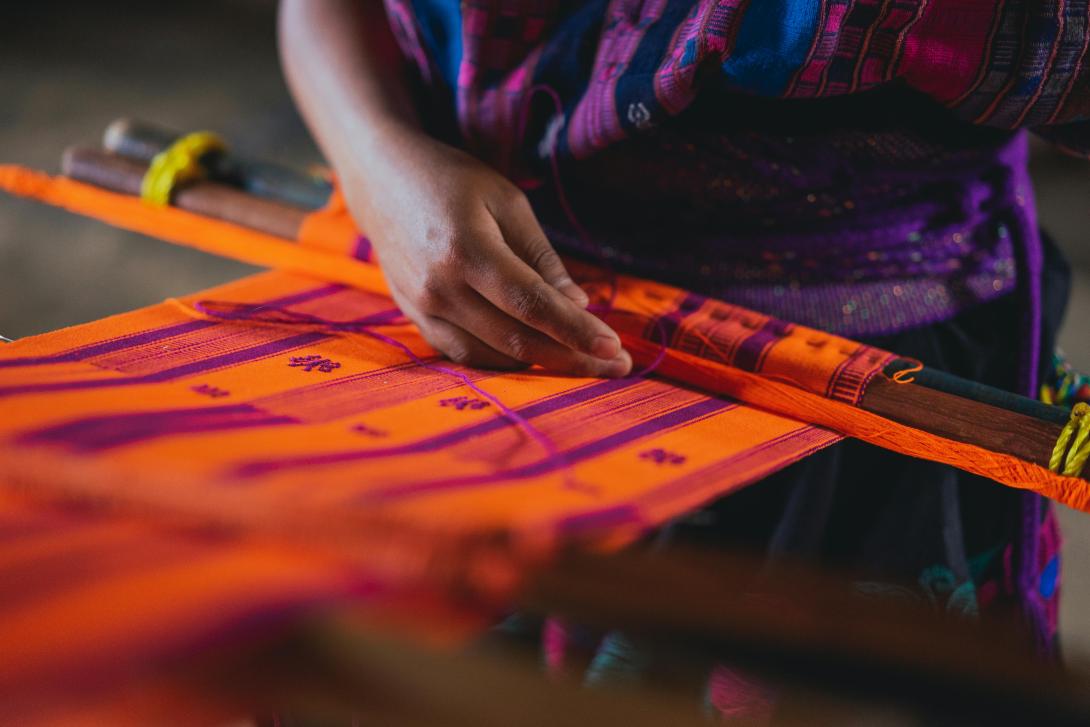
[639,448,686,465]
[351,423,389,438]
[191,384,229,398]
[439,396,491,411]
[288,354,341,373]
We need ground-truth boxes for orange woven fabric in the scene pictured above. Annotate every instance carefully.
[0,488,487,726]
[1,164,1086,512]
[2,163,1089,720]
[0,265,849,721]
[0,269,845,555]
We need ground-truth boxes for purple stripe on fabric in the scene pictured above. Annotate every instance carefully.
[16,404,299,452]
[823,344,862,399]
[0,514,82,544]
[233,377,641,478]
[0,333,328,399]
[0,532,208,619]
[0,320,215,370]
[636,426,841,511]
[657,292,706,345]
[553,505,643,538]
[732,318,792,372]
[352,235,373,261]
[173,575,387,666]
[356,397,733,503]
[0,284,344,370]
[553,427,840,541]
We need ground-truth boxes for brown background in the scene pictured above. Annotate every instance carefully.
[2,0,1089,657]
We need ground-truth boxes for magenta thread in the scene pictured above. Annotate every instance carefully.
[180,83,672,489]
[191,298,574,482]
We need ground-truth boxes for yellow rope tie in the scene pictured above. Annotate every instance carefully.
[140,131,226,206]
[1050,402,1090,478]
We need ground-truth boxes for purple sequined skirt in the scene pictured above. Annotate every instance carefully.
[532,92,1034,339]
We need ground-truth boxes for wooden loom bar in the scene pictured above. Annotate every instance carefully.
[860,376,1061,468]
[103,118,334,211]
[59,145,1076,477]
[62,146,308,241]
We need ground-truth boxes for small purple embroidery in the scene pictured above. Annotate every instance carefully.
[639,448,687,466]
[288,354,341,373]
[351,423,389,438]
[440,396,491,411]
[191,384,230,398]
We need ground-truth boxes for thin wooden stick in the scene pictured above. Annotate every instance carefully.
[62,146,307,240]
[59,146,1077,477]
[103,118,333,211]
[861,375,1061,468]
[884,358,1070,425]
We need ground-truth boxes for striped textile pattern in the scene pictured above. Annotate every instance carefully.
[0,269,869,555]
[0,267,883,721]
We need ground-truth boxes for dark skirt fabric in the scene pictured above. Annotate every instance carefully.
[495,235,1072,720]
[662,231,1071,648]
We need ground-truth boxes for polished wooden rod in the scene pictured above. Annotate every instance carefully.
[103,117,333,211]
[62,146,307,240]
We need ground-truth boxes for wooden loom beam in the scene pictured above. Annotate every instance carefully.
[59,145,1076,478]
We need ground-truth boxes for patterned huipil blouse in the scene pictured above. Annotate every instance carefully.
[380,0,1089,683]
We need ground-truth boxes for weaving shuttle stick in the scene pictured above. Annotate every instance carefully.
[884,357,1071,424]
[62,147,307,240]
[103,118,333,211]
[860,376,1061,468]
[57,147,1078,477]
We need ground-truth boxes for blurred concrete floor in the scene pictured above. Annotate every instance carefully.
[3,1,1090,658]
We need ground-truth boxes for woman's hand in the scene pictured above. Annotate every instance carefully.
[342,125,632,376]
[280,0,629,376]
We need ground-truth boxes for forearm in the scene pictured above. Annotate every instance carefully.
[278,0,628,376]
[278,0,419,191]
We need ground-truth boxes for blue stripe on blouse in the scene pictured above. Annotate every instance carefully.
[410,0,463,91]
[721,0,821,96]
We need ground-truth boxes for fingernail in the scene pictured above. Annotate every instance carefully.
[605,350,632,378]
[591,334,621,360]
[558,280,590,308]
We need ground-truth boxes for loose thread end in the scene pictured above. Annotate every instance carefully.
[890,360,924,385]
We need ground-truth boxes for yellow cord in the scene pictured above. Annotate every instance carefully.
[1050,402,1090,477]
[140,131,226,206]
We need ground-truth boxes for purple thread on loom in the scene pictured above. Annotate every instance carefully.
[518,83,671,378]
[192,299,576,483]
[355,326,575,482]
[520,84,623,315]
[185,83,673,489]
